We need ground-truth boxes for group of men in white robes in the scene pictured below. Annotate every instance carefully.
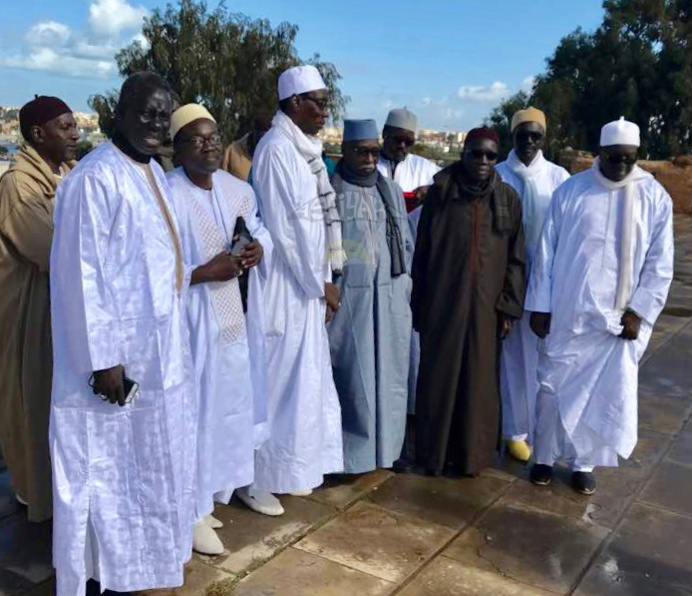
[34,53,675,594]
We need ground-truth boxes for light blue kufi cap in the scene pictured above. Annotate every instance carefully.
[343,119,379,142]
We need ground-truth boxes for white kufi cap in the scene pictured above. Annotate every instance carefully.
[600,116,640,147]
[170,104,216,140]
[278,65,327,101]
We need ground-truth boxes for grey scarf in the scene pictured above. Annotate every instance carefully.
[335,161,407,277]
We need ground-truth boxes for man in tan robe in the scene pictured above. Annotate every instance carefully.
[0,95,79,521]
[223,111,272,182]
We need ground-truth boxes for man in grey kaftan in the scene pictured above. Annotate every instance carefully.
[329,119,413,473]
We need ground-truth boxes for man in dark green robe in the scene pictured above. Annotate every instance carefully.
[412,126,526,477]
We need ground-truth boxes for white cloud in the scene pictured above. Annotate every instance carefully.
[521,76,536,93]
[1,0,149,80]
[0,47,116,78]
[457,81,510,102]
[89,0,148,37]
[27,21,72,47]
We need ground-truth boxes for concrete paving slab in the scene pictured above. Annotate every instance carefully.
[574,503,692,596]
[0,515,52,596]
[17,578,54,596]
[206,497,334,575]
[501,430,670,529]
[397,555,555,596]
[638,460,692,517]
[132,559,235,596]
[638,394,692,436]
[667,429,692,465]
[230,547,394,596]
[294,501,454,583]
[306,470,394,510]
[368,472,511,530]
[444,502,609,594]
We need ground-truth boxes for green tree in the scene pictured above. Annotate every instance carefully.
[0,146,8,158]
[89,0,348,142]
[76,140,94,161]
[485,91,531,158]
[486,0,692,159]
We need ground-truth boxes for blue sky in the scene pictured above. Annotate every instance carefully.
[0,0,605,131]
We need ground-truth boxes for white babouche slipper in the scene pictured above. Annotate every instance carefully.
[193,521,224,556]
[205,513,223,529]
[236,485,285,516]
[289,489,313,497]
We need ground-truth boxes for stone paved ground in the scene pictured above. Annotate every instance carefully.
[3,217,692,596]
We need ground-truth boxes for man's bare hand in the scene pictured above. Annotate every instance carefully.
[413,185,431,206]
[192,252,242,285]
[530,312,552,339]
[500,316,514,339]
[240,241,263,269]
[326,304,335,323]
[325,282,340,312]
[92,364,126,406]
[620,311,641,340]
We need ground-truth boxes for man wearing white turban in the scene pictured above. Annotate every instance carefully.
[527,117,674,495]
[496,107,570,463]
[249,65,344,507]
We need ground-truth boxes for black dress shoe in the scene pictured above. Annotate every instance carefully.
[572,471,596,495]
[392,457,413,474]
[529,464,554,486]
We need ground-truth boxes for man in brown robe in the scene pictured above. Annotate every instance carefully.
[0,95,79,521]
[412,126,526,477]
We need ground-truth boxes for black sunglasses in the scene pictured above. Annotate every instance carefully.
[604,153,637,165]
[516,131,544,142]
[388,135,415,147]
[468,149,498,161]
[353,147,381,157]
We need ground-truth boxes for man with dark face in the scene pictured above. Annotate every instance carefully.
[167,104,276,552]
[223,110,272,182]
[377,108,440,207]
[328,119,412,474]
[251,65,344,498]
[377,109,440,468]
[412,127,526,477]
[0,95,78,523]
[527,118,674,495]
[495,108,570,463]
[50,72,198,595]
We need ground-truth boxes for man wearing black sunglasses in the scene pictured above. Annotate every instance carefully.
[377,108,440,472]
[527,117,674,496]
[412,126,526,478]
[496,108,570,465]
[329,119,412,475]
[378,108,440,210]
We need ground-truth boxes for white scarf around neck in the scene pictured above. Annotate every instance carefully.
[507,149,549,262]
[272,110,344,274]
[591,157,652,311]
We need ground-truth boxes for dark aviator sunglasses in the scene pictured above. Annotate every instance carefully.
[604,153,637,165]
[468,149,498,161]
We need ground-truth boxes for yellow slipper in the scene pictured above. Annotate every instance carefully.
[507,439,532,463]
